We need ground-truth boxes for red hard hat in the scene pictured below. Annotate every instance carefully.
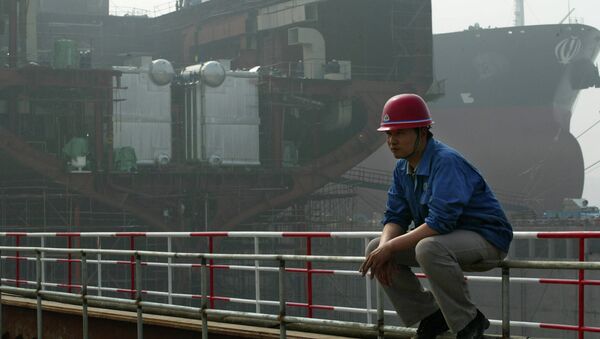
[377,94,433,131]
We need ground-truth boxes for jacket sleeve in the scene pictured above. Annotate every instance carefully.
[381,167,412,231]
[424,155,477,234]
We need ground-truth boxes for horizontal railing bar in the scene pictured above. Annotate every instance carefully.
[10,266,600,318]
[284,314,381,332]
[0,246,366,263]
[1,231,599,239]
[0,285,37,298]
[1,277,400,316]
[3,246,600,270]
[9,256,600,286]
[0,231,381,238]
[501,260,600,270]
[1,256,343,273]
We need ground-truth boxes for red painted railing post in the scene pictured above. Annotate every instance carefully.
[578,237,585,339]
[67,236,72,293]
[307,236,313,318]
[209,236,215,309]
[130,236,136,300]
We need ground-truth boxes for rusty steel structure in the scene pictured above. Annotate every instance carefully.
[0,0,433,231]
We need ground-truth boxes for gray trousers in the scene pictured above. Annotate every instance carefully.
[365,230,506,333]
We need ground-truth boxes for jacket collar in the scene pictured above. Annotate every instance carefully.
[403,138,435,176]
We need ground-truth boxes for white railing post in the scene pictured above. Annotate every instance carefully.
[502,266,510,338]
[254,236,261,314]
[376,281,384,339]
[82,252,89,339]
[135,253,143,339]
[40,236,46,291]
[36,250,43,339]
[167,236,173,305]
[96,236,102,297]
[201,257,208,339]
[364,237,372,324]
[279,259,286,339]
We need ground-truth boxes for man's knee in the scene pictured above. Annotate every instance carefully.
[415,237,451,267]
[365,237,381,256]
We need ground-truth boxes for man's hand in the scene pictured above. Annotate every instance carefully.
[373,260,397,286]
[359,243,395,285]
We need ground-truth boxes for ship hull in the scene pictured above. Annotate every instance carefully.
[359,24,600,216]
[431,24,600,213]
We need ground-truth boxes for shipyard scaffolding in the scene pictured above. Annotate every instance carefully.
[0,67,157,230]
[246,166,393,232]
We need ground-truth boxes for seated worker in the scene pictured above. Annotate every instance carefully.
[359,94,513,339]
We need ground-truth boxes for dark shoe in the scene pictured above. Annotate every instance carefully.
[456,309,490,339]
[415,309,449,339]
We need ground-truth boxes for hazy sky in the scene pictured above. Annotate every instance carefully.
[109,0,600,206]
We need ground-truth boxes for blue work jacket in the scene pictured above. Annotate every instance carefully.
[382,138,513,253]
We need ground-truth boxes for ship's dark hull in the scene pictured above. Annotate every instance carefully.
[432,24,600,213]
[359,24,600,216]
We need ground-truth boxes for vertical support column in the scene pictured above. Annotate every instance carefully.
[201,257,208,339]
[271,105,283,167]
[167,237,173,305]
[105,80,114,170]
[81,252,89,339]
[135,253,143,339]
[97,237,102,296]
[514,0,525,26]
[254,237,261,314]
[502,266,510,339]
[199,82,206,161]
[36,250,43,339]
[67,236,73,293]
[376,282,384,339]
[578,237,585,339]
[40,237,46,291]
[15,235,21,288]
[306,237,313,318]
[279,259,286,339]
[364,237,373,324]
[94,101,104,170]
[209,236,215,309]
[130,236,136,300]
[8,0,18,68]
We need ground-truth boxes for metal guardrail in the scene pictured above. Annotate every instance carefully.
[1,246,600,339]
[0,231,600,338]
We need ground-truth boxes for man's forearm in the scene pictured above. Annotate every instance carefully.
[386,223,438,252]
[380,223,406,245]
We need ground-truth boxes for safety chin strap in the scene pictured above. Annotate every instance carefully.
[401,128,422,161]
